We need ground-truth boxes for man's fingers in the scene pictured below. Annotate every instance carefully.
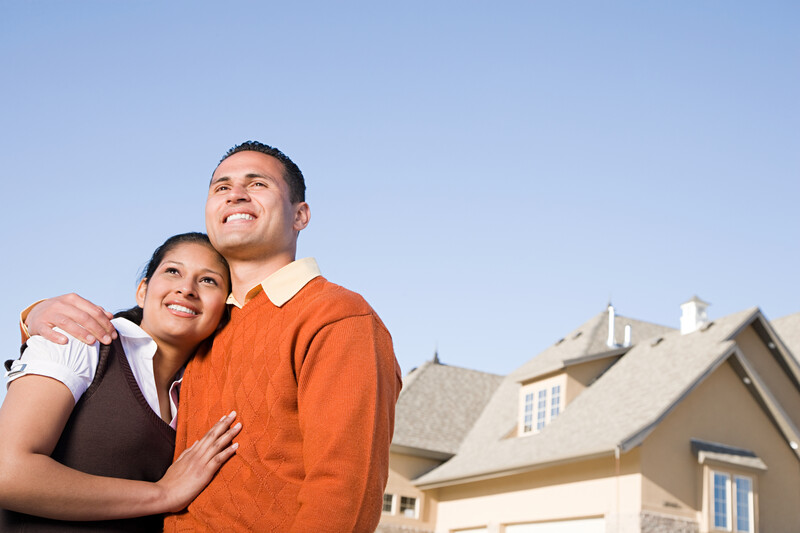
[35,327,69,345]
[50,316,99,345]
[26,294,116,345]
[60,294,116,342]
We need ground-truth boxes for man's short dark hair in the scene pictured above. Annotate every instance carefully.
[218,141,306,203]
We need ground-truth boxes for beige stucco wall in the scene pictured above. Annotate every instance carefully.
[381,451,441,531]
[640,358,800,532]
[431,452,643,532]
[736,325,800,435]
[565,357,619,404]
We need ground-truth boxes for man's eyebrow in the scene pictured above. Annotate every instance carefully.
[209,173,277,185]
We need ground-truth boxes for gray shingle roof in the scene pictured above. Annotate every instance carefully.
[511,310,675,383]
[392,360,504,456]
[772,312,800,361]
[416,308,761,487]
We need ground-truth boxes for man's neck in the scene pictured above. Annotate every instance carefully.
[228,254,295,304]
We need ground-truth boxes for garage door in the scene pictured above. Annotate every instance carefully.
[505,517,605,533]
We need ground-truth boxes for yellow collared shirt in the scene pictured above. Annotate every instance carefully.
[227,257,322,309]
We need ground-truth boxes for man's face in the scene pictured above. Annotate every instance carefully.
[205,151,309,263]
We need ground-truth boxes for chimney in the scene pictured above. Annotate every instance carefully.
[607,303,617,348]
[623,324,632,347]
[680,296,710,335]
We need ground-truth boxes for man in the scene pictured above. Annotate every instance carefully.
[24,141,402,531]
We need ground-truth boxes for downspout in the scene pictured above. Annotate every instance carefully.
[615,445,621,533]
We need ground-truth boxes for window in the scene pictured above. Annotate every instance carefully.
[536,389,547,430]
[735,476,753,532]
[551,385,561,419]
[713,472,730,529]
[400,496,418,518]
[711,471,753,532]
[523,393,534,432]
[382,493,394,513]
[519,377,566,435]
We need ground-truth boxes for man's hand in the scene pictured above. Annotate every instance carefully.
[25,293,116,345]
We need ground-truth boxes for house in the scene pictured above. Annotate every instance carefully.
[379,354,504,533]
[380,300,800,533]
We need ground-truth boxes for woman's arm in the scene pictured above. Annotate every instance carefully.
[0,375,240,520]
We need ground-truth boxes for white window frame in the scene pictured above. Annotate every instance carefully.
[523,392,534,432]
[382,492,395,514]
[399,495,419,518]
[734,475,754,533]
[710,470,754,532]
[550,384,561,419]
[712,471,731,531]
[536,389,547,430]
[519,375,565,435]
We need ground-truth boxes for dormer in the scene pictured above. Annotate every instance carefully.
[513,304,676,437]
[518,373,566,435]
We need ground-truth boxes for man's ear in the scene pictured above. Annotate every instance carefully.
[293,202,310,232]
[135,279,148,308]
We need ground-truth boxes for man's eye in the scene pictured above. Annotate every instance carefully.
[252,182,267,187]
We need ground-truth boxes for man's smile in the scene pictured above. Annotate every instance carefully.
[224,212,256,223]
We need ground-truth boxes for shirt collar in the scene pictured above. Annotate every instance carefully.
[227,257,321,309]
[112,316,152,340]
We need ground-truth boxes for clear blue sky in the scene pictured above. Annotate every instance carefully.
[1,1,798,404]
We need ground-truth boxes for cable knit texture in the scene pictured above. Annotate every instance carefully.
[164,276,402,532]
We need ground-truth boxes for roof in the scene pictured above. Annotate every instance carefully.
[392,359,504,457]
[772,312,800,361]
[416,307,771,487]
[690,438,768,471]
[511,309,674,383]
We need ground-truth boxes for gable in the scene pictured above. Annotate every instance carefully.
[638,359,800,530]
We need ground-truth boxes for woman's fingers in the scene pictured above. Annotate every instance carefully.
[186,411,241,467]
[156,411,242,513]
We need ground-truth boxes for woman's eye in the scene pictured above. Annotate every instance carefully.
[165,267,179,274]
[200,277,218,286]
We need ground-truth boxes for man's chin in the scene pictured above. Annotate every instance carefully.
[210,237,266,260]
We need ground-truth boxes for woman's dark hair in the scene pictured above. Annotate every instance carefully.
[114,232,231,327]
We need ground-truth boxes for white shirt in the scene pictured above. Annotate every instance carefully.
[5,317,182,429]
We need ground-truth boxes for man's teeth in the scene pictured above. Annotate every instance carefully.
[226,213,254,222]
[168,304,197,315]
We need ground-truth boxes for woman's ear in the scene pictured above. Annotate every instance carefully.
[135,279,148,308]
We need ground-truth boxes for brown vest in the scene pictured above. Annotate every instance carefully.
[1,337,176,532]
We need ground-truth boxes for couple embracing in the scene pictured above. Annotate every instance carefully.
[0,142,402,532]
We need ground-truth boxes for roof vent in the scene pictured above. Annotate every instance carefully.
[680,295,710,335]
[607,302,618,348]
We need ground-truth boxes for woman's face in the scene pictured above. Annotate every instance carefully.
[136,242,229,355]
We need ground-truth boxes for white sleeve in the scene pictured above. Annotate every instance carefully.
[5,330,101,403]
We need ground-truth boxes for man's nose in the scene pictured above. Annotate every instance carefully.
[226,183,250,202]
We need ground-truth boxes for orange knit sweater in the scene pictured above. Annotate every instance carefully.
[163,276,402,532]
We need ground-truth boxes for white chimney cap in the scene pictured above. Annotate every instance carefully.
[680,295,710,335]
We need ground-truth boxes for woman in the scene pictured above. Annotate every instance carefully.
[0,232,239,531]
